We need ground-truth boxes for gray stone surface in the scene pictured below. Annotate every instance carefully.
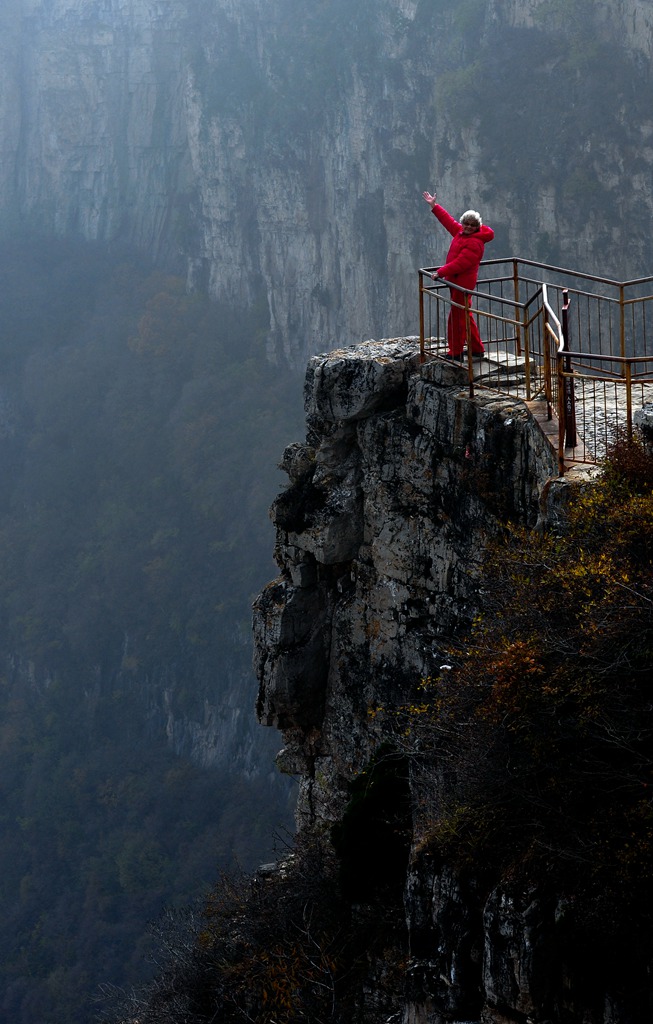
[254,336,558,830]
[253,338,635,1022]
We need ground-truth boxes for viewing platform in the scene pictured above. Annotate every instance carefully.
[419,258,653,475]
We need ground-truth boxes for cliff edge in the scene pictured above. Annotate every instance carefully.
[254,338,558,827]
[252,339,592,1023]
[252,336,653,1024]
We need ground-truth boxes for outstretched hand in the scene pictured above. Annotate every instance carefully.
[422,190,437,206]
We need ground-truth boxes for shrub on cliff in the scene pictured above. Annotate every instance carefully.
[406,432,653,925]
[108,830,406,1024]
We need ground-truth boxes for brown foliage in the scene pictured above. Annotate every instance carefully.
[405,435,653,911]
[107,830,407,1024]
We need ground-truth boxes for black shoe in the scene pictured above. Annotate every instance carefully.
[472,352,485,360]
[443,353,463,362]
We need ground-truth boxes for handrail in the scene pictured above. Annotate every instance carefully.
[418,272,529,355]
[542,282,564,351]
[420,273,529,309]
[481,256,653,291]
[418,257,653,476]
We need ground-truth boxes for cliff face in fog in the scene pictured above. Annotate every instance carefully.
[3,0,653,364]
[1,0,191,257]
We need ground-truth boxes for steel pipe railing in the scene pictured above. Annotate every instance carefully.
[418,259,653,476]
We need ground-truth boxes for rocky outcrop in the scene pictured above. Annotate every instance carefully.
[403,855,636,1024]
[253,338,635,1022]
[253,339,557,829]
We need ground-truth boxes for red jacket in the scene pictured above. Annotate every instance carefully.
[432,204,494,291]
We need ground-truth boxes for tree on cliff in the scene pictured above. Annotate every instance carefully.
[103,433,653,1024]
[405,431,653,1005]
[106,827,408,1024]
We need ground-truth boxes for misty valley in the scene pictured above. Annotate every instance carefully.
[0,237,301,1022]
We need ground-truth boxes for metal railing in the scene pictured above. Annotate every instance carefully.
[418,258,653,475]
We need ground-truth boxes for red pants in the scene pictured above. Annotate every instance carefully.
[447,290,485,356]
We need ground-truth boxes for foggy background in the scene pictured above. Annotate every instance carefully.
[0,0,651,1020]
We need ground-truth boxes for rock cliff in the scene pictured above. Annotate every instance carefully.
[3,0,653,364]
[254,339,558,826]
[253,339,634,1023]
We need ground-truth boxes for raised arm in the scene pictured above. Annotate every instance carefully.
[423,191,460,237]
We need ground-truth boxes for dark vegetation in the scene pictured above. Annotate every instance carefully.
[109,826,407,1024]
[405,431,653,1009]
[331,743,412,904]
[118,435,653,1022]
[0,237,303,1024]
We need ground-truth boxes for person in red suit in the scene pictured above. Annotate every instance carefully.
[422,190,495,359]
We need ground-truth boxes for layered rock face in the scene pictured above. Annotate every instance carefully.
[253,339,641,1021]
[3,0,191,262]
[4,1,653,364]
[253,339,557,824]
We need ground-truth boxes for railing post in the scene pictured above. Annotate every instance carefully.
[464,294,475,398]
[542,305,553,421]
[513,258,522,356]
[419,271,425,362]
[618,283,632,439]
[522,303,532,401]
[625,359,633,440]
[556,352,566,476]
[561,289,577,448]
